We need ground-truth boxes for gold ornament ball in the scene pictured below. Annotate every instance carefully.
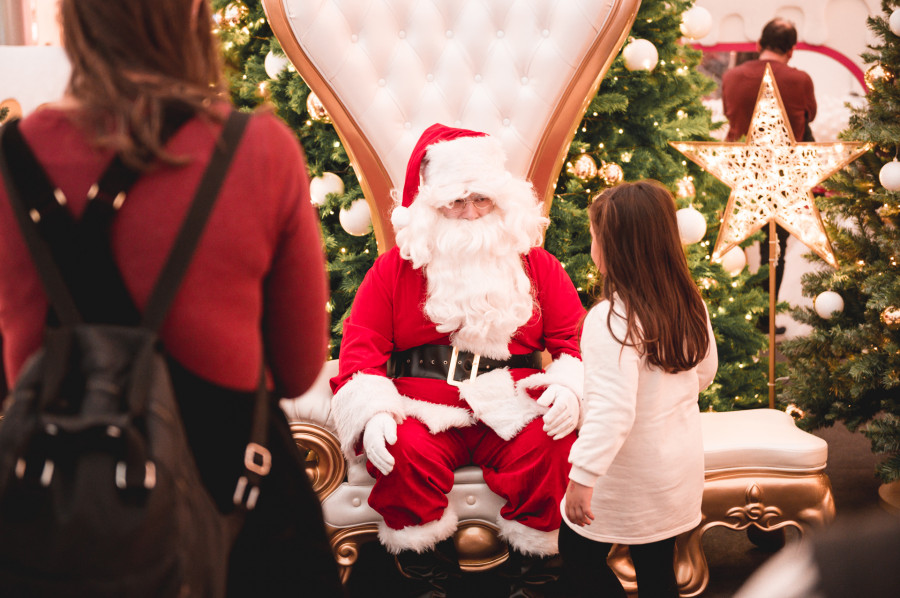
[600,161,624,185]
[306,92,332,123]
[675,176,695,199]
[569,154,598,181]
[865,64,893,90]
[881,306,900,331]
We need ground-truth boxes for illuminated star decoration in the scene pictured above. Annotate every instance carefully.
[670,64,868,267]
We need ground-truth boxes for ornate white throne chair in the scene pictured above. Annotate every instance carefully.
[262,1,835,595]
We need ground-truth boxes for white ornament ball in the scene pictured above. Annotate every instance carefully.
[680,6,713,40]
[890,9,900,37]
[720,246,747,276]
[814,290,844,319]
[264,50,290,79]
[879,160,900,191]
[309,172,344,206]
[676,207,707,244]
[339,199,372,236]
[623,39,659,72]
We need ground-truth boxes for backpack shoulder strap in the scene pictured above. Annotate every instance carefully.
[140,110,251,332]
[0,119,82,325]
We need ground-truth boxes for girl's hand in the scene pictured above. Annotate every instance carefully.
[564,480,595,526]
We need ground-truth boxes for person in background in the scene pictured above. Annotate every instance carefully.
[0,0,342,595]
[560,181,718,598]
[721,18,817,335]
[330,123,585,596]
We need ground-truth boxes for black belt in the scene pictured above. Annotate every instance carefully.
[387,344,543,386]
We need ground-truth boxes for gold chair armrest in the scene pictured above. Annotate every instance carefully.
[290,422,346,500]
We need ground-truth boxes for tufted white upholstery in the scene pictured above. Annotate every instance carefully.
[262,0,640,250]
[702,408,827,472]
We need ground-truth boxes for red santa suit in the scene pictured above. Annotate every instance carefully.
[330,124,585,556]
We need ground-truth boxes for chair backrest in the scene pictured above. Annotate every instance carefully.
[263,0,640,252]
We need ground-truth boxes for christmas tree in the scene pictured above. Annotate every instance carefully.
[781,0,900,483]
[212,0,773,410]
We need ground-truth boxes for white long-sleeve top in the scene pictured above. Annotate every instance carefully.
[562,299,718,544]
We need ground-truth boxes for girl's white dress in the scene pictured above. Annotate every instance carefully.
[562,299,718,543]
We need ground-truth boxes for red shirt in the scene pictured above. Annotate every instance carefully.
[722,59,817,142]
[0,105,329,396]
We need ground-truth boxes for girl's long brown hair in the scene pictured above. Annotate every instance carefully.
[588,180,710,373]
[59,0,226,170]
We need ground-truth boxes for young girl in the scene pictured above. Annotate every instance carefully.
[559,180,718,597]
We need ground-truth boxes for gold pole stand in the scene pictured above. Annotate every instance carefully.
[879,480,900,516]
[768,220,776,409]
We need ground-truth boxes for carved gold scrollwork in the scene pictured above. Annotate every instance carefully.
[723,483,783,528]
[290,422,346,499]
[328,525,379,585]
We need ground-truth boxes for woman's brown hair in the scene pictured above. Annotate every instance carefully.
[59,0,226,170]
[588,180,710,373]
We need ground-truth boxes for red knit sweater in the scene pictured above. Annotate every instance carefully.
[0,105,329,396]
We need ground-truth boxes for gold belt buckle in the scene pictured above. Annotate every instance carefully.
[447,346,480,387]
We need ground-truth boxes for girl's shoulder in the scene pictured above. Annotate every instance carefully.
[585,299,627,333]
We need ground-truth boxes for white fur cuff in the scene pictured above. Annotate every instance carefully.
[378,509,459,554]
[331,373,406,460]
[497,517,559,557]
[458,368,544,440]
[517,353,583,399]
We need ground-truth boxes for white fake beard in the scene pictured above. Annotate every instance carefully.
[422,212,536,359]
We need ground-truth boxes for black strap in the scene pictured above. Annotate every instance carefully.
[0,110,250,331]
[0,107,195,325]
[141,111,249,331]
[387,344,543,383]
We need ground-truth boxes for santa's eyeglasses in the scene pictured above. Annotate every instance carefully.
[443,195,494,214]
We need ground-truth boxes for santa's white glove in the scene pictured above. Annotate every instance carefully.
[537,384,580,440]
[363,412,398,475]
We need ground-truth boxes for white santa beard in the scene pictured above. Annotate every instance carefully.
[422,213,535,360]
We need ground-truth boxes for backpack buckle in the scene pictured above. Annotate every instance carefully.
[243,442,271,476]
[232,442,271,510]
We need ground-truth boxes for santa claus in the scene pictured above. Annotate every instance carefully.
[330,123,585,595]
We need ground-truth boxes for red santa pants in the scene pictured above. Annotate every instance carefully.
[366,417,575,531]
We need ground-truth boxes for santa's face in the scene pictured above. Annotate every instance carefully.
[437,193,495,220]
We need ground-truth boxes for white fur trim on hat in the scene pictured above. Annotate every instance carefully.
[331,373,406,460]
[516,353,584,399]
[378,508,459,554]
[390,205,411,229]
[497,518,559,557]
[423,135,508,193]
[458,368,545,440]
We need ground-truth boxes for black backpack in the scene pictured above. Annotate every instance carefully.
[0,110,269,597]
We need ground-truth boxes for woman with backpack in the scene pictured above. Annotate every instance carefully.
[0,1,343,596]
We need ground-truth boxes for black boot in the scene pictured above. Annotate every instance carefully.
[502,549,567,598]
[395,537,461,598]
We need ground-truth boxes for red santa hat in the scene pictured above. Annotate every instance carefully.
[391,123,509,229]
